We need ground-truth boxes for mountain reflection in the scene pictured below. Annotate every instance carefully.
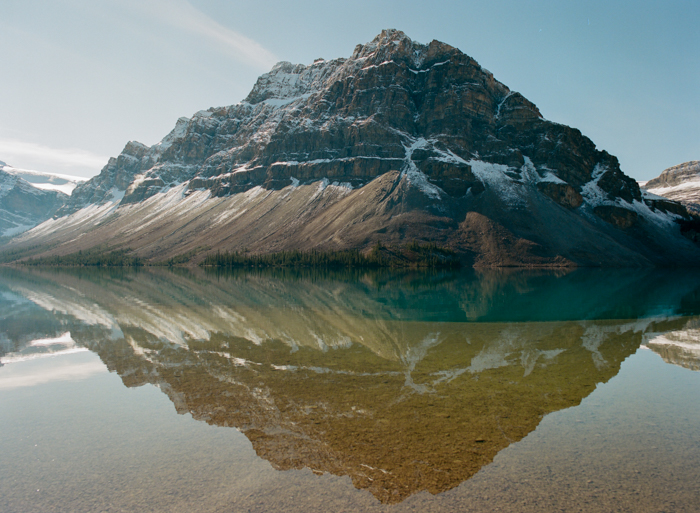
[2,267,700,503]
[643,318,700,371]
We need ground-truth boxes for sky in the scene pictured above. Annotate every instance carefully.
[0,0,698,181]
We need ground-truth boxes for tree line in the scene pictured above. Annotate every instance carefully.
[201,242,460,269]
[23,249,143,267]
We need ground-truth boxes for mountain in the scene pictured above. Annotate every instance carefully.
[3,29,700,266]
[0,162,77,237]
[643,161,700,213]
[0,163,84,196]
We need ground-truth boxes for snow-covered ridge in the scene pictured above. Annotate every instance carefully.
[1,163,78,237]
[1,162,84,195]
[646,177,700,195]
[243,58,343,105]
[242,29,463,108]
[642,160,700,211]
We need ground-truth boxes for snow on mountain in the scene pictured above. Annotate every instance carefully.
[3,29,700,266]
[0,164,71,237]
[0,162,84,195]
[643,161,700,213]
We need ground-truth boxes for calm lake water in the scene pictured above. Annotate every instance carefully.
[1,267,700,512]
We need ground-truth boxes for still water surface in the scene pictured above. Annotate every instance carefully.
[1,267,699,512]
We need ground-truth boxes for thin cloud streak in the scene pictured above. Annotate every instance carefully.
[0,138,109,171]
[136,0,278,70]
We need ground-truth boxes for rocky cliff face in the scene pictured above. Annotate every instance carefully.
[5,30,700,266]
[643,161,700,212]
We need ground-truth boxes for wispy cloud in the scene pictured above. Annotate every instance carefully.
[135,0,278,70]
[0,138,108,172]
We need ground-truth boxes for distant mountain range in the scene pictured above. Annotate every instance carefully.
[642,161,700,214]
[2,30,699,266]
[0,161,83,237]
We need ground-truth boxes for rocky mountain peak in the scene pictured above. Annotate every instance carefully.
[122,140,149,158]
[243,57,338,105]
[352,28,459,71]
[646,161,700,189]
[5,30,700,267]
[244,29,466,109]
[643,160,700,214]
[353,28,417,60]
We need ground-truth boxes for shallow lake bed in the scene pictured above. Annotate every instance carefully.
[1,267,699,512]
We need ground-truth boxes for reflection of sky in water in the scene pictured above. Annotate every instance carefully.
[0,342,698,512]
[1,268,700,511]
[0,337,106,390]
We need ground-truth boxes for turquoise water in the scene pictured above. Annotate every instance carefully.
[1,267,699,512]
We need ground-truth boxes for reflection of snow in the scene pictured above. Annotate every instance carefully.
[13,287,122,338]
[431,328,561,384]
[0,352,105,389]
[0,347,88,364]
[580,325,610,369]
[28,332,74,346]
[581,320,658,370]
[643,325,700,371]
[521,348,565,377]
[647,335,700,355]
[401,333,442,394]
[0,331,87,365]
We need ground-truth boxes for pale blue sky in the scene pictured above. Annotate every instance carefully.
[0,0,697,180]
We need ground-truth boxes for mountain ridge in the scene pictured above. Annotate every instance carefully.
[0,163,72,238]
[643,161,700,214]
[3,29,699,267]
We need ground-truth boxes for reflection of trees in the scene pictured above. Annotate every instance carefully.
[1,266,699,503]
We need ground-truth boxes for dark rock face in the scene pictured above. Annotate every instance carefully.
[537,182,583,209]
[5,30,700,266]
[59,30,638,209]
[593,205,638,229]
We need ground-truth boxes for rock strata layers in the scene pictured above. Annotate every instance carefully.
[643,161,700,212]
[3,30,699,266]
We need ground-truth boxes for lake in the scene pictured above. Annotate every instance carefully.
[1,266,700,512]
